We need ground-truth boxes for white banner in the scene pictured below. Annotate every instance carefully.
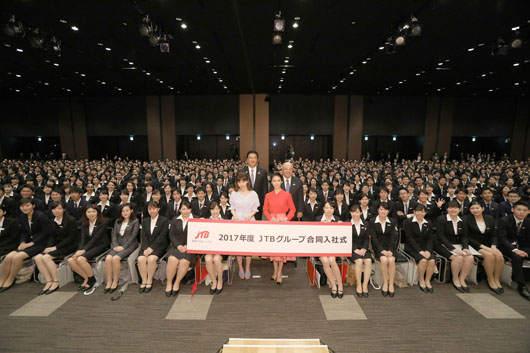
[187,219,353,257]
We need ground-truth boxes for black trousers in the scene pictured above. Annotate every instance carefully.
[500,245,530,284]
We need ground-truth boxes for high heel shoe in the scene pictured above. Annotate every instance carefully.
[462,286,470,293]
[210,286,217,295]
[356,290,363,298]
[215,287,223,295]
[488,284,501,295]
[165,290,173,297]
[337,290,344,299]
[388,290,395,297]
[331,289,338,298]
[452,282,465,293]
[498,286,504,294]
[419,285,428,293]
[109,286,118,294]
[172,289,180,297]
[104,287,111,294]
[139,285,146,293]
[45,282,60,295]
[144,284,153,293]
[362,291,369,298]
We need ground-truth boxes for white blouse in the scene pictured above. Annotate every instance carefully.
[119,222,128,236]
[476,220,486,234]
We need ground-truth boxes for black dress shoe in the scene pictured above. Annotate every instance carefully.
[172,289,180,297]
[419,285,428,293]
[331,289,338,298]
[427,287,433,293]
[45,285,59,295]
[388,291,395,298]
[363,291,369,298]
[337,290,344,299]
[165,290,173,297]
[0,282,15,293]
[104,287,111,294]
[139,286,146,293]
[109,287,118,294]
[356,290,363,298]
[488,284,501,295]
[381,290,388,297]
[499,286,504,294]
[144,285,152,293]
[209,286,216,295]
[215,287,223,295]
[518,285,530,301]
[38,289,48,296]
[452,283,465,293]
[462,286,470,293]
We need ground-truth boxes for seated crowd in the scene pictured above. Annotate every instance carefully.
[0,152,529,301]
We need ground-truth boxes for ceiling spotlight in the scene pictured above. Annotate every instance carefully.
[139,15,153,36]
[273,33,282,45]
[288,44,293,49]
[180,23,187,29]
[16,48,23,52]
[28,28,44,48]
[195,44,201,49]
[394,34,406,46]
[71,25,79,31]
[4,15,25,38]
[510,31,523,48]
[274,14,285,32]
[105,47,111,51]
[292,21,299,28]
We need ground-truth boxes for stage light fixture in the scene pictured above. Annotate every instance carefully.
[4,15,25,38]
[273,33,282,45]
[28,28,44,48]
[394,34,406,46]
[274,17,285,32]
[139,15,152,36]
[510,31,523,48]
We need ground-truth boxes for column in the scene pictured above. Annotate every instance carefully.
[333,95,348,160]
[423,97,441,159]
[348,95,364,160]
[437,97,454,155]
[511,99,529,161]
[70,97,89,159]
[146,96,162,161]
[255,93,269,171]
[161,95,177,160]
[57,97,75,159]
[239,94,254,161]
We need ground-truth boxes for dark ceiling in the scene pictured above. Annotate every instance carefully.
[1,0,529,98]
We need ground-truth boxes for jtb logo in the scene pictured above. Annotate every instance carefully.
[195,231,209,239]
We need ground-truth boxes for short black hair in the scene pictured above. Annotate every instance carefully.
[247,150,259,158]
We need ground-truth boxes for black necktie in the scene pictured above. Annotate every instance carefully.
[486,203,490,211]
[516,221,523,236]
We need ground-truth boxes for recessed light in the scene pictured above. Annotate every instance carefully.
[288,44,293,49]
[362,61,367,64]
[105,47,111,51]
[514,82,520,85]
[128,62,134,65]
[351,21,356,25]
[218,79,223,82]
[66,88,71,92]
[468,47,474,51]
[101,81,106,85]
[398,81,403,84]
[489,89,493,92]
[512,26,520,31]
[280,78,284,82]
[205,60,210,63]
[366,57,371,61]
[15,74,21,78]
[481,73,486,77]
[478,43,485,47]
[146,72,151,75]
[44,82,49,85]
[71,26,79,31]
[4,43,11,47]
[122,22,128,26]
[284,59,289,63]
[59,19,67,24]
[195,44,201,49]
[15,89,20,92]
[80,73,86,77]
[340,79,345,83]
[16,48,23,52]
[292,22,299,28]
[176,17,182,21]
[122,58,128,62]
[53,63,60,66]
[97,42,103,46]
[349,71,354,75]
[159,80,164,83]
[416,73,421,76]
[456,82,461,85]
[438,62,443,66]
[379,46,384,50]
[181,23,187,29]
[168,86,174,90]
[513,63,520,67]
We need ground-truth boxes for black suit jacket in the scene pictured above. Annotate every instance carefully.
[79,219,110,252]
[165,200,182,219]
[0,217,20,255]
[19,210,51,247]
[317,190,334,204]
[404,218,434,253]
[48,215,80,255]
[499,201,514,217]
[351,221,370,251]
[479,200,501,220]
[140,216,169,253]
[66,199,88,224]
[191,199,211,219]
[497,216,530,252]
[395,199,417,226]
[462,214,497,249]
[333,202,350,222]
[98,203,118,224]
[370,217,398,256]
[302,201,323,221]
[281,176,305,215]
[220,205,232,220]
[434,215,463,250]
[240,166,268,215]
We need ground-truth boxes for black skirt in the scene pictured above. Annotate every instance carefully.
[167,247,197,266]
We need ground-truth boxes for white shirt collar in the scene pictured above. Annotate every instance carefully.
[446,214,462,222]
[210,215,223,220]
[151,215,159,223]
[321,214,336,222]
[351,218,364,226]
[375,215,391,224]
[412,216,428,225]
[177,214,193,221]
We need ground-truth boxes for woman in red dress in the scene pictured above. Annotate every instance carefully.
[263,172,297,284]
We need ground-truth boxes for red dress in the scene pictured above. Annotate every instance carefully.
[262,189,297,262]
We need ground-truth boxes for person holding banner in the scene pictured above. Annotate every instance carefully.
[262,172,297,284]
[166,201,195,297]
[230,173,260,280]
[370,202,398,297]
[204,202,226,294]
[319,201,344,299]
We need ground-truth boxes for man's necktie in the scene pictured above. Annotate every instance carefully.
[285,179,290,193]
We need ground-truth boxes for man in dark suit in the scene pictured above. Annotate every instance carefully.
[191,187,211,219]
[497,201,530,301]
[395,187,417,227]
[499,190,521,217]
[214,177,228,200]
[280,161,305,220]
[370,187,397,219]
[455,188,470,217]
[317,180,334,204]
[239,150,268,220]
[478,188,501,220]
[66,187,88,225]
[166,190,182,219]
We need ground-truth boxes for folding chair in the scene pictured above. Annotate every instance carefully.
[306,256,347,288]
[199,255,235,286]
[36,253,75,287]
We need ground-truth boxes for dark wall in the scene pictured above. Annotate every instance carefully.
[0,98,59,136]
[363,96,426,136]
[269,95,334,135]
[178,135,239,160]
[452,97,517,137]
[85,96,147,136]
[269,135,332,162]
[174,95,239,135]
[87,136,148,160]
